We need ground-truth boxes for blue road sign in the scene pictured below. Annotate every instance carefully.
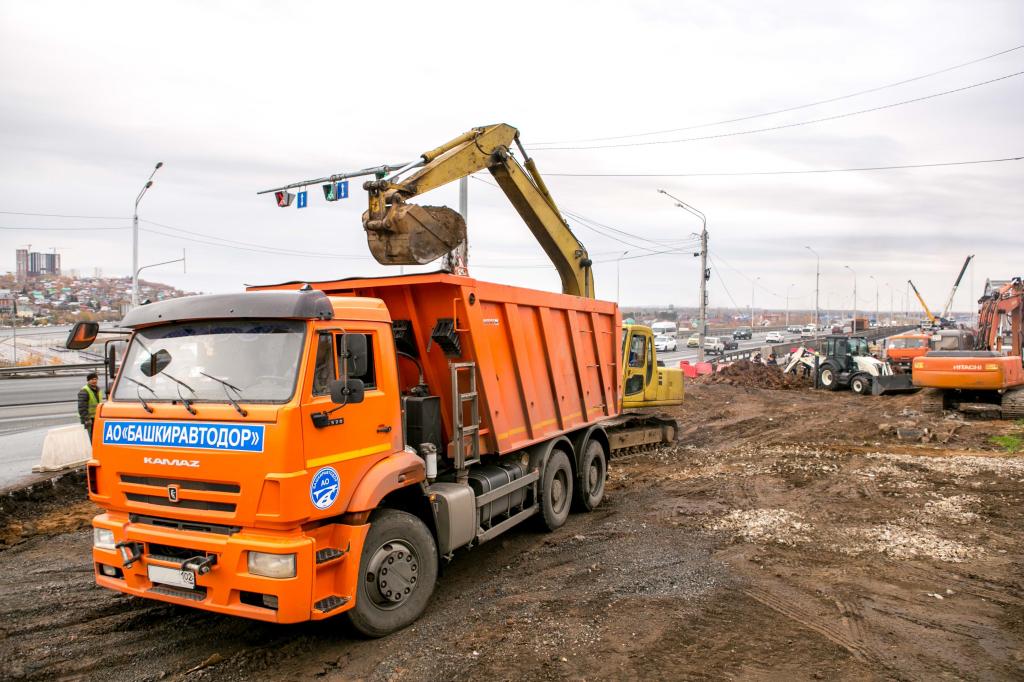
[297,190,308,208]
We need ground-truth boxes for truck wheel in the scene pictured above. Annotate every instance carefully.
[347,509,438,638]
[819,365,840,391]
[573,440,607,512]
[540,449,573,531]
[850,374,871,395]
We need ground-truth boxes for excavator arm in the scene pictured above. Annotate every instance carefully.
[908,280,937,325]
[361,124,595,298]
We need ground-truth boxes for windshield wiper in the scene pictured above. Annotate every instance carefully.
[199,371,248,417]
[123,377,156,414]
[159,371,198,415]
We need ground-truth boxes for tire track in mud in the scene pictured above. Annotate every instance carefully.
[742,585,880,667]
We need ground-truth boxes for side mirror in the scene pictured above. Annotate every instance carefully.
[66,321,99,350]
[339,334,368,377]
[329,378,365,405]
[140,348,173,377]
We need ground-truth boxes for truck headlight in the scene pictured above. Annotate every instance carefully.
[93,527,116,550]
[248,552,296,579]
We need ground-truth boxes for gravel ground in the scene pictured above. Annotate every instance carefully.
[1,383,1023,680]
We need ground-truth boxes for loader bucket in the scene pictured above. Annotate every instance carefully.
[362,203,467,265]
[872,373,920,396]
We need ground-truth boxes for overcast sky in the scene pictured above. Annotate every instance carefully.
[1,1,1021,316]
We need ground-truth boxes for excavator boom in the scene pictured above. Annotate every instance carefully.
[361,124,594,298]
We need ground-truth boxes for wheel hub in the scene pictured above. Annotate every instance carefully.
[365,540,418,608]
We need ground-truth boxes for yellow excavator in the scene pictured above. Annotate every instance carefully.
[354,123,682,409]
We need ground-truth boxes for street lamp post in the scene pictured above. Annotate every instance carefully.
[132,162,164,307]
[869,274,879,326]
[844,265,857,329]
[804,246,820,330]
[135,250,187,290]
[615,250,629,303]
[751,276,760,327]
[657,190,708,362]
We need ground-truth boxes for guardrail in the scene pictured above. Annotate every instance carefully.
[0,362,105,378]
[707,325,918,364]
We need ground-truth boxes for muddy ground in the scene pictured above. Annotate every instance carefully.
[1,382,1023,680]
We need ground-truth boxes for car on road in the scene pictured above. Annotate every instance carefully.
[704,336,725,354]
[765,331,784,343]
[787,326,802,334]
[722,337,739,350]
[654,334,677,352]
[686,333,701,348]
[732,326,752,340]
[800,325,816,339]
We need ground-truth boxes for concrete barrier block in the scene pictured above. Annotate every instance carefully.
[33,425,92,472]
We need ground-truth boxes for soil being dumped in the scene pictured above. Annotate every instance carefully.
[1,384,1022,680]
[695,359,812,390]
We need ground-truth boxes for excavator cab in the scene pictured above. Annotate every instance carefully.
[621,325,684,408]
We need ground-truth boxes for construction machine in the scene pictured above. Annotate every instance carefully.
[66,124,683,635]
[913,277,1024,418]
[884,331,932,371]
[939,255,974,325]
[786,335,917,395]
[908,280,938,330]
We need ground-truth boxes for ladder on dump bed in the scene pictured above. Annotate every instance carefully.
[450,362,481,469]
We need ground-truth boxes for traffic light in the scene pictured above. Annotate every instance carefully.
[275,191,295,207]
[322,180,349,202]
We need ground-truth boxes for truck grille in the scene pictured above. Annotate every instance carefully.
[130,514,240,536]
[120,474,239,514]
[125,493,235,512]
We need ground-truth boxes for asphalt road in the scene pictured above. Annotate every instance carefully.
[0,375,83,489]
[657,330,806,365]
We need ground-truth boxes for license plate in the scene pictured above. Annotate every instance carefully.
[148,564,196,590]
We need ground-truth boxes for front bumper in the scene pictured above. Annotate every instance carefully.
[91,512,368,624]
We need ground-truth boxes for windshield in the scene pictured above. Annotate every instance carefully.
[849,338,870,356]
[890,337,926,349]
[113,319,306,404]
[932,334,963,351]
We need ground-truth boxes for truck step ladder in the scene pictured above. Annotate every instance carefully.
[450,362,481,469]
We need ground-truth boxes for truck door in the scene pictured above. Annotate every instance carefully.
[299,326,400,514]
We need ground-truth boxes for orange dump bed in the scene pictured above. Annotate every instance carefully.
[251,272,621,456]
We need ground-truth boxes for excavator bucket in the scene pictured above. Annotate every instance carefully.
[362,203,466,265]
[872,373,920,396]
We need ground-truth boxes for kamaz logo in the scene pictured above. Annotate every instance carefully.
[143,456,200,468]
[952,364,982,370]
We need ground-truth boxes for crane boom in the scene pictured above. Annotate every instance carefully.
[908,279,936,324]
[940,255,974,320]
[361,124,594,298]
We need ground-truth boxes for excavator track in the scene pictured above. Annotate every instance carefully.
[921,389,947,415]
[1001,388,1024,420]
[604,413,678,456]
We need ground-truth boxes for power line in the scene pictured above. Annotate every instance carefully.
[0,224,128,231]
[535,70,1024,151]
[139,219,369,259]
[139,226,371,260]
[545,155,1024,177]
[0,210,129,219]
[534,43,1024,145]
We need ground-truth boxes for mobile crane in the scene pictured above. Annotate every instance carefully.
[908,279,938,329]
[914,277,1024,418]
[939,255,974,324]
[67,124,683,636]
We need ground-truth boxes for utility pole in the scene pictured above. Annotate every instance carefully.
[615,250,630,303]
[869,274,879,325]
[805,246,820,330]
[750,277,760,327]
[786,283,794,328]
[132,162,163,307]
[657,189,708,362]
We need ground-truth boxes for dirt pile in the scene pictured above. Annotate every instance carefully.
[695,360,811,390]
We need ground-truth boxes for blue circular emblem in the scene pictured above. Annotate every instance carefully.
[310,466,340,510]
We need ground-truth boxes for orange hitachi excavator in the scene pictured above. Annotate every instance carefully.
[913,277,1024,418]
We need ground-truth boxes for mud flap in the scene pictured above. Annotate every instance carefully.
[871,374,920,396]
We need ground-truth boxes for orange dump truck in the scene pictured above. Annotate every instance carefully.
[71,273,679,636]
[884,332,931,370]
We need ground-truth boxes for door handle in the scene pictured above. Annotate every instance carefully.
[376,425,392,434]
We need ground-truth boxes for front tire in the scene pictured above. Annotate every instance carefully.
[819,364,840,391]
[573,440,607,512]
[850,373,871,395]
[540,449,573,531]
[347,509,438,638]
